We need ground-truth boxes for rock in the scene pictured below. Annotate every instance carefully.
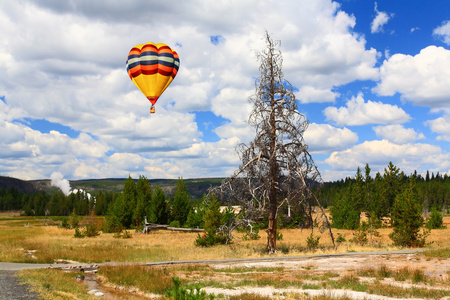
[94,291,104,297]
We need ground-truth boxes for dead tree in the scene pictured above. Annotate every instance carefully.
[212,32,334,253]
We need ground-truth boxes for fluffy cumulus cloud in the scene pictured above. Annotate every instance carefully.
[426,117,450,141]
[374,46,450,108]
[304,123,358,153]
[433,20,450,45]
[371,2,394,33]
[0,1,448,181]
[297,86,339,103]
[325,140,449,177]
[372,125,425,144]
[323,93,410,126]
[0,0,384,180]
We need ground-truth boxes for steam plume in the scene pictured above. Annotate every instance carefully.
[50,172,72,196]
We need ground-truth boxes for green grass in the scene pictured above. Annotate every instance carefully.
[357,264,432,284]
[17,269,92,300]
[98,265,174,294]
[422,248,450,259]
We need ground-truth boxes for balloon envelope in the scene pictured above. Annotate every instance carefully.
[126,42,180,107]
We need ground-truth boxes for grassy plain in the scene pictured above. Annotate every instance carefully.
[1,212,450,263]
[1,212,449,299]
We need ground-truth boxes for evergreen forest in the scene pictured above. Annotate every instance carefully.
[1,162,449,235]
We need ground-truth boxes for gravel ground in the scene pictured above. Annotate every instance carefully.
[0,270,40,300]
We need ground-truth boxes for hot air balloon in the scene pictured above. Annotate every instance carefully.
[126,42,180,113]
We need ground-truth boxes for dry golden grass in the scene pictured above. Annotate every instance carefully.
[1,214,449,264]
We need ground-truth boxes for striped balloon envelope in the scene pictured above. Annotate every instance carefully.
[126,42,180,113]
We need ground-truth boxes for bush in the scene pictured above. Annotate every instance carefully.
[102,213,122,233]
[276,230,283,241]
[242,225,261,241]
[73,227,84,238]
[426,208,444,229]
[306,233,320,252]
[84,223,100,237]
[60,218,70,229]
[69,210,81,229]
[336,233,346,243]
[194,232,226,247]
[83,211,101,237]
[166,276,214,300]
[169,220,181,228]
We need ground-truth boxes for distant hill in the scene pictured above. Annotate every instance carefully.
[0,176,224,199]
[0,176,43,194]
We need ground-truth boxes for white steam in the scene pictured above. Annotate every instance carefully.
[50,172,72,196]
[50,172,92,200]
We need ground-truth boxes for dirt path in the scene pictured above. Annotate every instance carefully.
[0,270,40,300]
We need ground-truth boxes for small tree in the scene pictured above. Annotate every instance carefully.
[170,178,191,227]
[203,195,222,235]
[389,177,427,247]
[426,207,444,229]
[330,186,360,230]
[150,185,169,224]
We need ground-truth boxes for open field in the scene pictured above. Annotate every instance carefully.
[1,212,450,264]
[1,212,449,299]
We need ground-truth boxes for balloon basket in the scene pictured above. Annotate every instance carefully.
[150,105,155,114]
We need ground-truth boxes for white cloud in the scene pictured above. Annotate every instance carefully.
[433,20,450,45]
[325,139,448,176]
[323,93,410,126]
[374,46,450,108]
[373,125,425,144]
[304,123,358,153]
[426,116,450,141]
[371,2,394,33]
[297,86,339,103]
[0,0,446,181]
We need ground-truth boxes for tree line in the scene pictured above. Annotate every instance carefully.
[0,175,220,232]
[314,162,448,246]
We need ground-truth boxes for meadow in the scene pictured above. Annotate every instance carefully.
[1,212,449,299]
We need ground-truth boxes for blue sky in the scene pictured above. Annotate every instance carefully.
[0,0,449,182]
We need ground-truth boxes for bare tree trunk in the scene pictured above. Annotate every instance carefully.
[267,200,277,253]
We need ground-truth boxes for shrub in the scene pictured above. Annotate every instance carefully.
[122,230,132,239]
[69,210,81,229]
[84,211,101,237]
[306,233,320,252]
[73,227,84,238]
[194,232,226,247]
[60,218,70,229]
[84,223,100,237]
[102,212,122,233]
[166,276,214,300]
[242,225,261,241]
[169,220,181,228]
[426,208,444,229]
[336,233,346,243]
[276,230,283,241]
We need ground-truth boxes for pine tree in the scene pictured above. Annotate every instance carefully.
[203,195,223,235]
[135,176,152,227]
[381,162,404,216]
[149,185,169,224]
[389,177,427,247]
[170,178,191,226]
[121,175,136,227]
